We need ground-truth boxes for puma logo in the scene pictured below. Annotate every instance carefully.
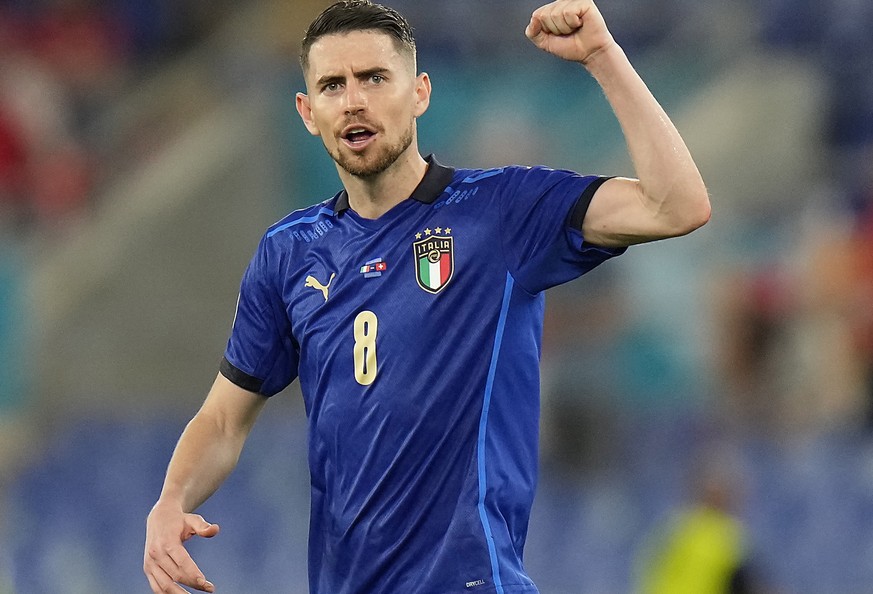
[304,273,335,301]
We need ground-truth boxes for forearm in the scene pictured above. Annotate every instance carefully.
[157,410,248,513]
[583,43,709,226]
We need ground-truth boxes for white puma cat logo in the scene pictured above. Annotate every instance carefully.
[304,273,335,301]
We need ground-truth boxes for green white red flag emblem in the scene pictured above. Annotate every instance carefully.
[413,232,454,293]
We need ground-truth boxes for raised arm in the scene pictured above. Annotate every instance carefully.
[526,0,710,247]
[144,373,267,593]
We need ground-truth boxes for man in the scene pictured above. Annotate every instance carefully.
[143,1,710,592]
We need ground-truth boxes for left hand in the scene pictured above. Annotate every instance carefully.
[525,0,615,64]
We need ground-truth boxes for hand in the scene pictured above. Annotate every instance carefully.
[144,502,220,593]
[525,0,615,64]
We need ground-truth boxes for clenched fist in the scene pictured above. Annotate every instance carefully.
[525,0,616,65]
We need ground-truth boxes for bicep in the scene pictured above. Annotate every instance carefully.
[198,373,268,439]
[580,176,663,247]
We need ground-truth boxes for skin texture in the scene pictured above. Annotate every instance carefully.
[144,375,266,593]
[295,31,432,220]
[144,1,710,591]
[526,0,710,247]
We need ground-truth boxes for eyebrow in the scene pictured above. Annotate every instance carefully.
[315,67,390,88]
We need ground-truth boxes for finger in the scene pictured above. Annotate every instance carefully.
[559,9,583,31]
[148,563,192,594]
[166,546,215,593]
[539,9,575,35]
[147,545,193,593]
[146,572,162,594]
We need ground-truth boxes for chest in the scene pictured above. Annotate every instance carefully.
[282,207,506,351]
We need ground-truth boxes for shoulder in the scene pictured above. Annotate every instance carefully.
[264,197,339,241]
[450,164,593,201]
[432,165,591,212]
[256,195,342,253]
[451,164,533,186]
[244,197,341,271]
[438,165,533,199]
[456,164,586,188]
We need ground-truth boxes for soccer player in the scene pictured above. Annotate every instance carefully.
[143,0,710,592]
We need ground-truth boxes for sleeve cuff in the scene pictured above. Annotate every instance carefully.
[219,356,265,394]
[568,175,614,231]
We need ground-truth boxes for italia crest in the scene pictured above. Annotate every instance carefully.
[413,227,454,294]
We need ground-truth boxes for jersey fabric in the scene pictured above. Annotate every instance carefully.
[221,155,625,594]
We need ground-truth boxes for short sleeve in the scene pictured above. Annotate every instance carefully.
[221,235,298,397]
[498,166,625,294]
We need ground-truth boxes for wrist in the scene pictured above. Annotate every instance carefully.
[580,40,624,73]
[154,491,187,513]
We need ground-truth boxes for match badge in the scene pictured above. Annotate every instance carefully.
[360,257,387,278]
[412,227,454,294]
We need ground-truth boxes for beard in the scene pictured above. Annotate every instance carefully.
[326,119,415,178]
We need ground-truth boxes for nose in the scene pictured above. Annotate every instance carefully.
[343,79,367,115]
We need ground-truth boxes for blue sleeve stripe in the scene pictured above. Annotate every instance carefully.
[475,272,514,594]
[266,207,334,237]
[463,169,504,184]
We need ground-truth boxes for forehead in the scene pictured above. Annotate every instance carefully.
[305,30,413,79]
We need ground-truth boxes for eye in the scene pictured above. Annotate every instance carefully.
[370,74,384,84]
[322,82,341,94]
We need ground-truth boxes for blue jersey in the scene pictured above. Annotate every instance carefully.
[221,155,624,593]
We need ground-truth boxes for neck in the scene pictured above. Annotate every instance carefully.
[338,146,428,220]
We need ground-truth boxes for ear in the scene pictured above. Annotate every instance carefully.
[295,92,321,137]
[413,72,431,118]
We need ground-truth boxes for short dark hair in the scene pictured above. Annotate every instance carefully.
[300,0,416,72]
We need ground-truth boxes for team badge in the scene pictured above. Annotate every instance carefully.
[413,227,454,294]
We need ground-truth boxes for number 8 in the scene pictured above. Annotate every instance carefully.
[353,310,378,385]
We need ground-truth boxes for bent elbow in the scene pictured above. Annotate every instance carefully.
[674,190,711,236]
[688,196,712,231]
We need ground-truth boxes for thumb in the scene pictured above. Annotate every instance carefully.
[197,522,220,538]
[184,513,220,540]
[525,16,543,42]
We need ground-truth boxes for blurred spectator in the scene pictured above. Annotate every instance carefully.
[849,205,873,427]
[712,210,873,436]
[711,264,795,434]
[633,444,764,594]
[0,1,121,230]
[0,104,27,229]
[0,0,236,234]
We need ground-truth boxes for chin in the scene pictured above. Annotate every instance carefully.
[328,127,414,179]
[334,148,402,178]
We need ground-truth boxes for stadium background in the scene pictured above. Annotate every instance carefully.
[1,0,873,592]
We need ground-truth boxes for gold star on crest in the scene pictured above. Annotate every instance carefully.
[415,232,422,239]
[434,226,442,234]
[424,228,432,235]
[445,227,452,234]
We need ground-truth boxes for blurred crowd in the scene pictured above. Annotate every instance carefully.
[0,0,233,236]
[713,0,873,437]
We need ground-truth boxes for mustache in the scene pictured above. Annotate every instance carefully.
[337,116,383,135]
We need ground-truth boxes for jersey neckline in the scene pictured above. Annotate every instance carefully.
[331,154,456,217]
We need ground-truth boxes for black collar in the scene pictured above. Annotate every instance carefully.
[332,154,455,215]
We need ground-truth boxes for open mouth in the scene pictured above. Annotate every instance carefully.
[341,126,377,150]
